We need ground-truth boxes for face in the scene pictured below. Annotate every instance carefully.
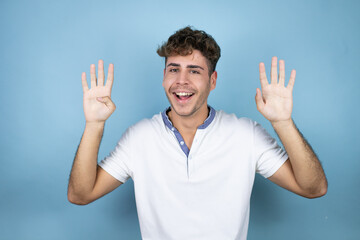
[162,50,217,119]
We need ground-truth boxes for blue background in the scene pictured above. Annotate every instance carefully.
[1,0,359,239]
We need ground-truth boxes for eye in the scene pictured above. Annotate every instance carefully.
[169,68,178,73]
[190,70,200,74]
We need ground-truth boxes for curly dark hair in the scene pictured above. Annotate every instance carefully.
[157,26,221,75]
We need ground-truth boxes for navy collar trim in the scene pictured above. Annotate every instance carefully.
[161,106,216,130]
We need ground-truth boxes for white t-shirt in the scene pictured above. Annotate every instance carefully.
[99,109,288,240]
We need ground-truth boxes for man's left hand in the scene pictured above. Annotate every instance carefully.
[255,56,296,124]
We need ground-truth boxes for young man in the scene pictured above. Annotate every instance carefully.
[68,27,327,240]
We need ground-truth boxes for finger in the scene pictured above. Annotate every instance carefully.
[98,59,105,86]
[97,96,116,112]
[270,56,278,84]
[255,88,265,112]
[279,59,285,86]
[259,62,269,88]
[90,64,97,88]
[105,63,114,91]
[81,72,89,92]
[287,69,296,91]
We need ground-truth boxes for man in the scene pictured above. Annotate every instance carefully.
[68,27,327,240]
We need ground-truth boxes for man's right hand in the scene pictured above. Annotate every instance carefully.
[68,60,120,205]
[82,60,115,123]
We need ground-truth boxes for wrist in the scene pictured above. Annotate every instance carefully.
[85,121,105,131]
[271,118,294,131]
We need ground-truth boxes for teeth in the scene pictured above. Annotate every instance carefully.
[176,92,193,96]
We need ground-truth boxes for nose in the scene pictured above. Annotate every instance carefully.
[175,71,189,85]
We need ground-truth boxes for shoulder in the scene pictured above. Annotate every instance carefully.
[214,110,256,130]
[207,110,260,147]
[109,113,164,158]
[125,112,164,136]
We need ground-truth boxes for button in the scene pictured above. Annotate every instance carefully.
[171,127,175,131]
[180,141,184,145]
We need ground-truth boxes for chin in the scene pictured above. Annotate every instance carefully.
[171,106,193,117]
[171,103,204,118]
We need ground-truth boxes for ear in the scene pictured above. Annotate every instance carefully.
[210,71,217,91]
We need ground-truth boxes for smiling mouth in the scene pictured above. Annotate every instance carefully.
[173,92,194,100]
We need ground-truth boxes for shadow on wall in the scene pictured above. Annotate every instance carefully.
[250,174,284,224]
[107,179,141,236]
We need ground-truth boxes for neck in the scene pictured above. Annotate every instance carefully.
[168,105,209,133]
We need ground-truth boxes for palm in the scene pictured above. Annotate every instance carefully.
[84,86,112,122]
[256,57,296,123]
[81,60,115,122]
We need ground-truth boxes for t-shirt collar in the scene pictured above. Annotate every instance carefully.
[161,105,216,130]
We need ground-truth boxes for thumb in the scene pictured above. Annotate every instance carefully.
[97,96,116,112]
[255,88,265,112]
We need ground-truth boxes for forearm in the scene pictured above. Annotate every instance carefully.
[68,122,105,203]
[272,119,327,195]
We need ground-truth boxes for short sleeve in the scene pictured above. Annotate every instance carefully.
[253,121,288,178]
[98,128,133,184]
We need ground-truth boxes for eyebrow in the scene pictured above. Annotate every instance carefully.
[166,63,204,71]
[187,65,204,70]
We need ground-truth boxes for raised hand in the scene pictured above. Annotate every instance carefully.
[255,56,296,124]
[82,60,116,123]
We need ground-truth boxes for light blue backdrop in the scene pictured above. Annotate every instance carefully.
[1,0,359,239]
